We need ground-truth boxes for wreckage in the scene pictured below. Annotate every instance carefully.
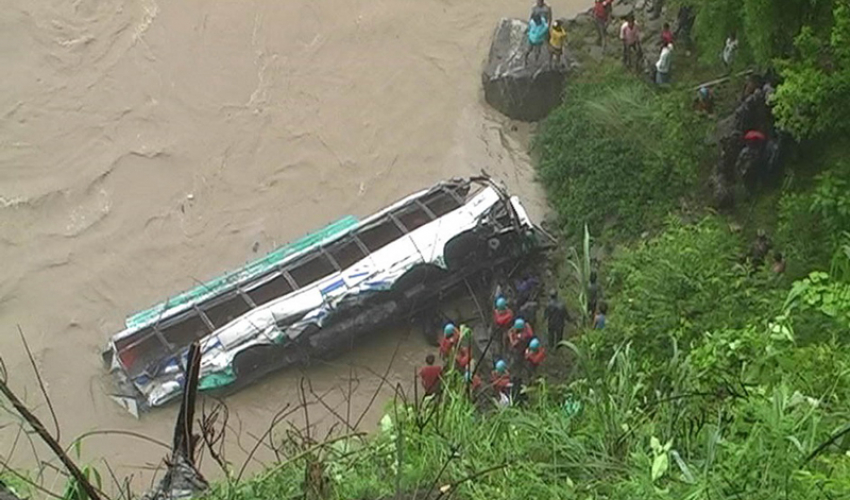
[102,176,549,416]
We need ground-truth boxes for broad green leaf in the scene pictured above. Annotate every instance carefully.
[651,453,669,482]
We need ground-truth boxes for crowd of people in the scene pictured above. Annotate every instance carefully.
[523,0,568,67]
[521,0,692,85]
[417,268,609,405]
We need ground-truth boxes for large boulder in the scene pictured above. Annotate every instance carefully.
[482,18,569,122]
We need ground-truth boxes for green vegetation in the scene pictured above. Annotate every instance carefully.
[5,2,850,500]
[689,0,850,139]
[199,210,850,499]
[533,67,710,240]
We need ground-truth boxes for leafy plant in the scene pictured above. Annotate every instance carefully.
[565,224,592,322]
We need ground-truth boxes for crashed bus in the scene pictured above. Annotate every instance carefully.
[102,176,549,416]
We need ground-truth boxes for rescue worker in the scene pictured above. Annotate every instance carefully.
[439,323,458,360]
[419,354,443,396]
[524,338,546,370]
[493,296,515,327]
[491,359,512,395]
[507,318,535,353]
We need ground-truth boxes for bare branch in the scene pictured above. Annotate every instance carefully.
[199,401,230,480]
[0,375,103,500]
[235,403,298,483]
[68,430,171,453]
[18,326,60,442]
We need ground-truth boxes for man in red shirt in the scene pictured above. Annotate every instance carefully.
[524,338,546,370]
[439,323,458,360]
[661,22,674,46]
[593,0,613,46]
[419,354,443,396]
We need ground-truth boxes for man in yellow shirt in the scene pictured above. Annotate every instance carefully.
[548,19,567,68]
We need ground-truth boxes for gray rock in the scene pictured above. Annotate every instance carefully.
[482,18,569,122]
[588,45,604,61]
[568,11,593,28]
[644,17,664,33]
[612,4,634,19]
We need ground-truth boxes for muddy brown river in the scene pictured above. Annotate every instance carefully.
[0,0,583,490]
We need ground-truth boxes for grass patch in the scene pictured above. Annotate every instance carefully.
[533,64,713,242]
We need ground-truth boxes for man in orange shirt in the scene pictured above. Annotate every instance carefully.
[419,354,443,396]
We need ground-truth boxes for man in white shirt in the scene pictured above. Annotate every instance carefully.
[656,41,673,84]
[723,31,738,71]
[619,15,641,70]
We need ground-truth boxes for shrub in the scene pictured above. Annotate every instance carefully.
[533,67,708,240]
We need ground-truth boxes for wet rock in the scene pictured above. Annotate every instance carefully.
[482,18,569,122]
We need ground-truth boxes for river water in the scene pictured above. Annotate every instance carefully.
[0,0,583,489]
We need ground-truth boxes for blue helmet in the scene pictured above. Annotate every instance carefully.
[699,86,709,98]
[529,338,541,350]
[495,359,508,373]
[444,323,456,337]
[495,296,508,310]
[513,318,525,330]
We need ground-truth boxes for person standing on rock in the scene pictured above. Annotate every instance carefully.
[525,13,549,65]
[531,0,553,25]
[661,22,674,46]
[593,0,614,47]
[619,14,642,71]
[549,19,568,67]
[655,41,673,85]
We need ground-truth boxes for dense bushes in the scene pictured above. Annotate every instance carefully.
[533,68,710,239]
[593,217,783,374]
